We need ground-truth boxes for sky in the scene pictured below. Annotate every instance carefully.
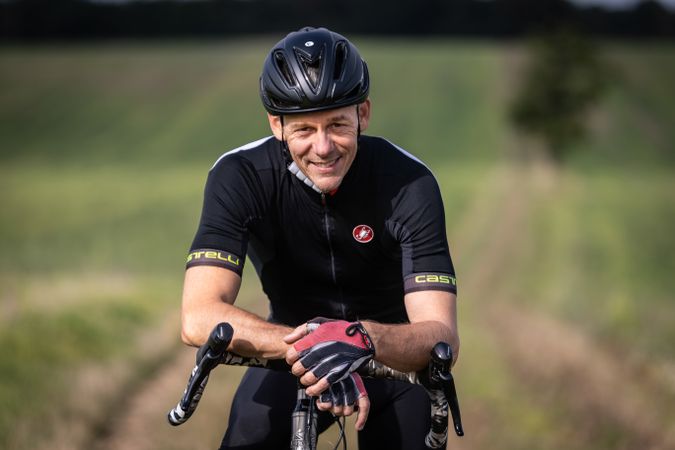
[569,0,675,10]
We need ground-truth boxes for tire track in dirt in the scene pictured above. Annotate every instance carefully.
[488,303,675,450]
[446,162,533,450]
[92,345,245,450]
[459,160,675,449]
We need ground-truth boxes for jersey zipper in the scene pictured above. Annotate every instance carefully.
[321,193,337,285]
[321,193,347,319]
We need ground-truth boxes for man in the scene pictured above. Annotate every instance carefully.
[181,26,459,450]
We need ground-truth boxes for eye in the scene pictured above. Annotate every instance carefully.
[292,126,312,135]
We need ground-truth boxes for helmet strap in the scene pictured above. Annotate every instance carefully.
[279,115,293,163]
[356,104,361,137]
[280,114,285,141]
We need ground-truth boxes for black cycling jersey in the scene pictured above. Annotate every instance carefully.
[187,135,456,326]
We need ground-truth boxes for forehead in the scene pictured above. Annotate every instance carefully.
[284,105,356,127]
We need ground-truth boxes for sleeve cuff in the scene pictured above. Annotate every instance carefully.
[404,272,457,295]
[186,248,244,276]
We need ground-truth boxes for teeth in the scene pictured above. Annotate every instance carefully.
[313,159,338,167]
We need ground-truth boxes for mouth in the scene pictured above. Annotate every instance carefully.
[310,156,341,172]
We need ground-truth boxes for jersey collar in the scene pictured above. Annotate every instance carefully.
[287,161,322,194]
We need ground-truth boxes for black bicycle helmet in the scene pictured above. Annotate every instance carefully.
[260,27,370,115]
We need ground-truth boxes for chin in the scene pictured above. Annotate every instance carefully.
[314,177,342,193]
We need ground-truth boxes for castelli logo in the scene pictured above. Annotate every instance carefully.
[352,225,374,243]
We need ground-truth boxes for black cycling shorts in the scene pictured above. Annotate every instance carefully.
[219,367,437,450]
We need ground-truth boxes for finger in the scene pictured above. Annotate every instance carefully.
[305,377,330,396]
[283,324,309,344]
[299,370,319,386]
[354,395,370,431]
[291,360,308,377]
[285,347,297,366]
[341,405,355,416]
[331,405,344,416]
[316,399,333,411]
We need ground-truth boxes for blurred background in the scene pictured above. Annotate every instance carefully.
[1,0,674,449]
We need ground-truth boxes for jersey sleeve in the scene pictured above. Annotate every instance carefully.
[187,154,264,276]
[388,170,457,295]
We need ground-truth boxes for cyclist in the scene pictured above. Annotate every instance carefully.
[181,26,459,450]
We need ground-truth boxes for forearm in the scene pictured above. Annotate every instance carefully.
[180,265,292,360]
[182,301,292,359]
[362,320,459,372]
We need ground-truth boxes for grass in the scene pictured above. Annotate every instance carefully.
[0,41,270,166]
[0,272,180,446]
[1,38,674,449]
[516,167,675,359]
[0,163,205,273]
[363,39,508,164]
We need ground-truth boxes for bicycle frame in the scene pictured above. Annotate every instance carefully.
[291,384,318,450]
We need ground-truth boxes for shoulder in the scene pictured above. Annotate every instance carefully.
[204,136,282,203]
[359,136,438,197]
[360,135,433,179]
[201,137,280,216]
[210,136,280,175]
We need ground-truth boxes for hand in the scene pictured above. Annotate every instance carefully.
[317,372,370,431]
[284,318,375,396]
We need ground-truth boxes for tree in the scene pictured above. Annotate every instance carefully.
[509,28,609,162]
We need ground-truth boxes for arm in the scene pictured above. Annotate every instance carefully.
[362,166,459,372]
[286,290,459,395]
[362,290,459,373]
[181,265,292,360]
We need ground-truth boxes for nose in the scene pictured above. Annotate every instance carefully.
[313,129,333,158]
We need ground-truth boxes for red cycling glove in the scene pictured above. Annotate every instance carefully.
[293,317,375,384]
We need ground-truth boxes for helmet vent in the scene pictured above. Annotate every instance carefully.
[274,51,296,87]
[333,41,347,80]
[299,53,322,91]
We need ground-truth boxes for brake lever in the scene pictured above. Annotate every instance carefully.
[167,322,234,426]
[429,342,464,437]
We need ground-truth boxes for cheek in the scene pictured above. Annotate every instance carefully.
[334,135,357,152]
[340,142,359,161]
[287,141,309,160]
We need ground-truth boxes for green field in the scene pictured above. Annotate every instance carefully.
[1,39,674,449]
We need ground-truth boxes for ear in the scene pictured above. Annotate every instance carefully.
[357,99,372,132]
[267,113,283,141]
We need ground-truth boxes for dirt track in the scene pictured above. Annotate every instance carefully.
[91,162,675,450]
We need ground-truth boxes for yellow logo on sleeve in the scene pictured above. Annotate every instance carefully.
[413,274,457,286]
[186,250,241,267]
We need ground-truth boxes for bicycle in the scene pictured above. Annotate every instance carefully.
[168,322,464,450]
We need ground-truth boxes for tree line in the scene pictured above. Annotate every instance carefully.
[1,0,675,40]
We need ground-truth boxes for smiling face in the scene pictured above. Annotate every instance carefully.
[268,100,371,193]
